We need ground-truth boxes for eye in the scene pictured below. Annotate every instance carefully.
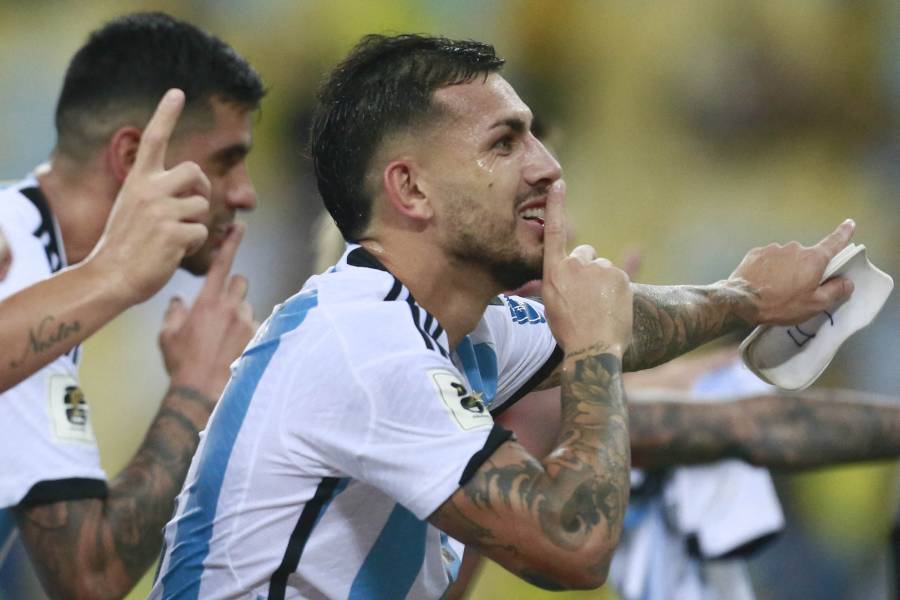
[493,135,514,153]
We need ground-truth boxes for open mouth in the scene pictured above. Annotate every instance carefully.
[518,202,546,226]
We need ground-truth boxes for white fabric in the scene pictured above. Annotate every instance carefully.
[151,244,559,600]
[611,361,784,600]
[0,177,105,511]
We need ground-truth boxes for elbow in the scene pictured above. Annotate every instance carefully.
[518,541,615,591]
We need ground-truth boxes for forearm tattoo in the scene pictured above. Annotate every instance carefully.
[9,315,81,368]
[14,385,215,598]
[630,390,900,470]
[437,351,629,587]
[623,283,755,372]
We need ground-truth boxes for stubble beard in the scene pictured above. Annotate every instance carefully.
[446,224,542,292]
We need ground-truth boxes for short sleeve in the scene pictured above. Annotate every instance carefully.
[470,295,562,416]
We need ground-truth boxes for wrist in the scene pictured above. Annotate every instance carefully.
[81,251,141,312]
[713,278,759,328]
[161,384,217,431]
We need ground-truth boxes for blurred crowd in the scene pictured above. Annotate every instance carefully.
[0,1,897,598]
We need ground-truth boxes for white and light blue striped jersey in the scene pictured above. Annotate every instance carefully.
[151,245,560,600]
[0,177,106,559]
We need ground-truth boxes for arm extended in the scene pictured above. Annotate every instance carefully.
[630,388,900,470]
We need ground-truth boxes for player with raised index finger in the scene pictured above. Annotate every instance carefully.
[0,12,264,599]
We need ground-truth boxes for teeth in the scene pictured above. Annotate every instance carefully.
[520,207,545,219]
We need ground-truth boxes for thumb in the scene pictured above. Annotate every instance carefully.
[813,276,854,309]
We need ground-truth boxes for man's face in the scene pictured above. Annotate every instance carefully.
[421,74,562,290]
[165,97,256,275]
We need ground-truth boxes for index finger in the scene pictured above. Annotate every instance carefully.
[133,89,186,173]
[542,179,568,273]
[200,221,245,297]
[815,218,855,258]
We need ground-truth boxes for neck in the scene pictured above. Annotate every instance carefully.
[36,153,118,265]
[359,232,501,349]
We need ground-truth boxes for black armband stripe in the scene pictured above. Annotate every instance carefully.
[19,478,108,507]
[458,424,514,487]
[490,344,564,418]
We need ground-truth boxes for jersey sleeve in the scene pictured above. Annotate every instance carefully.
[474,295,562,417]
[0,189,107,510]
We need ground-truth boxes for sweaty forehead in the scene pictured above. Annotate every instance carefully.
[432,74,532,129]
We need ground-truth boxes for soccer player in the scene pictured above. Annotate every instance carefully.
[152,34,854,598]
[0,12,264,599]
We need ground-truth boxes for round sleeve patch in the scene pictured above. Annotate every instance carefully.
[427,369,493,431]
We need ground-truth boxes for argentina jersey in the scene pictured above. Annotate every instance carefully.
[151,245,560,599]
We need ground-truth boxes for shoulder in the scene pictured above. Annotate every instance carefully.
[0,178,43,233]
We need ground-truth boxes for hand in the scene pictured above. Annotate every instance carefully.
[0,227,11,281]
[89,89,211,305]
[728,220,856,326]
[159,222,254,401]
[540,181,633,357]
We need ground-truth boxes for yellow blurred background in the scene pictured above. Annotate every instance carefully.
[1,1,898,598]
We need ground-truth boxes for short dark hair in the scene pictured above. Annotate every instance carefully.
[310,33,505,241]
[55,11,265,159]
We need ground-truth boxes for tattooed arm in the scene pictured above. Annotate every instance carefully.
[623,220,858,371]
[432,350,629,590]
[12,385,213,600]
[630,389,900,470]
[0,261,135,392]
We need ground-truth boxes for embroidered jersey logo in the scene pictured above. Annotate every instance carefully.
[47,374,96,444]
[505,297,546,325]
[428,369,492,431]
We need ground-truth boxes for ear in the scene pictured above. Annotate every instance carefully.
[382,159,433,223]
[106,126,143,184]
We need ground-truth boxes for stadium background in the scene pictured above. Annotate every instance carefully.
[0,1,898,598]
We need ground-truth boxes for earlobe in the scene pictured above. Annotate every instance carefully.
[107,126,142,184]
[383,160,433,222]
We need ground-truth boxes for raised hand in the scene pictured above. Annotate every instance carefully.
[540,180,633,357]
[159,221,254,401]
[89,89,211,304]
[728,220,856,326]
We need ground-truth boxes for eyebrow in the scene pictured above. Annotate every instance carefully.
[489,117,529,133]
[211,142,252,164]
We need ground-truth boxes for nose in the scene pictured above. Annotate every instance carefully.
[523,134,562,187]
[227,163,257,211]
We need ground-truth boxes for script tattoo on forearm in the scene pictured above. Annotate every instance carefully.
[9,315,81,368]
[13,385,214,597]
[630,390,900,470]
[623,283,756,372]
[444,351,629,587]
